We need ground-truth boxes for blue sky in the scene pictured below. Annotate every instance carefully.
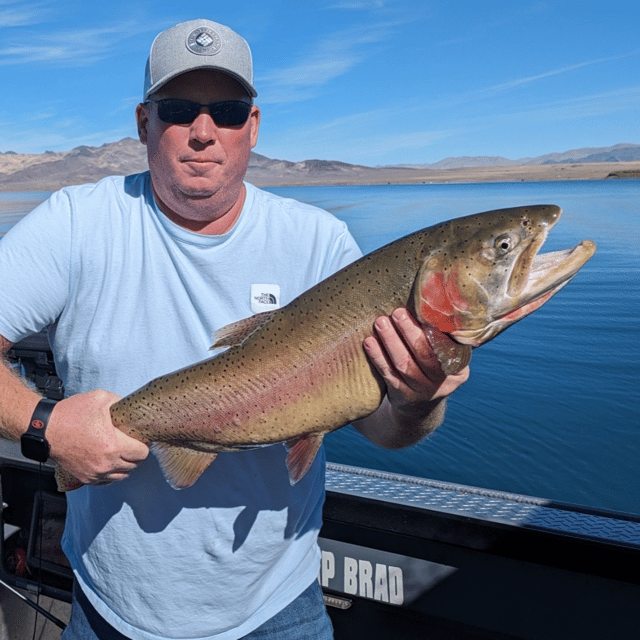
[0,0,638,165]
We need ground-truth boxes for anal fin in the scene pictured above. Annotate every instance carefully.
[151,442,218,490]
[285,433,325,485]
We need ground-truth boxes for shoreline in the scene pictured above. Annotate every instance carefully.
[0,161,639,193]
[248,161,640,188]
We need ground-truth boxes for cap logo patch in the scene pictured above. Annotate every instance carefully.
[186,27,222,56]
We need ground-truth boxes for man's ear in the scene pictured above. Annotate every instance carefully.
[249,105,260,149]
[136,103,149,145]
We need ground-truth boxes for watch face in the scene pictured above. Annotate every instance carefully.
[21,433,50,463]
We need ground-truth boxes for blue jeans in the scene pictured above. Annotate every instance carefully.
[62,580,333,639]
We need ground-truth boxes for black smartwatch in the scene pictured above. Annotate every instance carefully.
[21,399,57,463]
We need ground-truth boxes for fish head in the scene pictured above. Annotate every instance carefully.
[413,204,596,347]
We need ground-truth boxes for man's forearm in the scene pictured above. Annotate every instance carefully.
[1,333,149,486]
[0,336,42,441]
[352,395,447,450]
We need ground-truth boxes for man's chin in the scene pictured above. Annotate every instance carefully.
[176,179,221,199]
[151,174,246,229]
[173,183,231,205]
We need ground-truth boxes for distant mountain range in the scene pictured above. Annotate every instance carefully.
[392,143,640,169]
[0,140,638,191]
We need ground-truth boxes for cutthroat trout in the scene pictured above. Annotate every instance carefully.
[57,205,595,491]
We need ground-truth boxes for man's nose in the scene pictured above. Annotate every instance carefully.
[189,109,217,142]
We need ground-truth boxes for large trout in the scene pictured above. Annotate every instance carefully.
[57,205,595,491]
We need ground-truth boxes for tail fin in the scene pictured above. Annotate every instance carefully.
[55,465,85,492]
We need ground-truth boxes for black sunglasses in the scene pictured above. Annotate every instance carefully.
[147,99,252,127]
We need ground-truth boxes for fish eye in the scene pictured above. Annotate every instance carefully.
[494,233,518,254]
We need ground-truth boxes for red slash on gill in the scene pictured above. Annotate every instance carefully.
[419,269,467,333]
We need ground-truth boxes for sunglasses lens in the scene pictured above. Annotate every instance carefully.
[156,100,200,124]
[154,100,251,126]
[210,102,252,126]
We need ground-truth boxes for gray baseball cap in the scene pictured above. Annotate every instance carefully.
[143,19,257,101]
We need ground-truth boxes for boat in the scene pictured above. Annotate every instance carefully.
[2,333,639,638]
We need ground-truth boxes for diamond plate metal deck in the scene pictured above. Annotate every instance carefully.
[325,463,640,548]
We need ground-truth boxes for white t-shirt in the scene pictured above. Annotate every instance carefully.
[0,173,362,639]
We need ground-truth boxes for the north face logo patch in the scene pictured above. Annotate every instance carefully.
[251,284,281,313]
[256,293,277,305]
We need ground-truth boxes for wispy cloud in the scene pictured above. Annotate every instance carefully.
[386,85,640,161]
[258,21,401,103]
[260,101,461,164]
[478,50,640,98]
[0,0,54,27]
[510,86,640,122]
[260,76,640,165]
[0,21,147,66]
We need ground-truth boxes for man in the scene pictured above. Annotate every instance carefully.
[0,19,468,640]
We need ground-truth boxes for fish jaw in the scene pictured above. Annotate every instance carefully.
[451,239,596,346]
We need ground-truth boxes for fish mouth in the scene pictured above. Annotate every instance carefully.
[499,240,597,320]
[454,238,596,346]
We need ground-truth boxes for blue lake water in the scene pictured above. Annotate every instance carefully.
[1,180,639,514]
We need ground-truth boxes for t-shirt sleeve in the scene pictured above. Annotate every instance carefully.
[0,190,71,343]
[318,224,363,281]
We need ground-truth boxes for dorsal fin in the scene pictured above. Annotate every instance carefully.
[210,311,274,349]
[150,443,219,490]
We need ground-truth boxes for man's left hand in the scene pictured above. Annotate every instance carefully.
[354,308,469,449]
[364,308,469,407]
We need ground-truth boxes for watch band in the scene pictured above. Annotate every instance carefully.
[21,398,57,462]
[29,398,57,431]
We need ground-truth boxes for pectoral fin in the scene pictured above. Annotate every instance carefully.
[211,311,274,349]
[150,443,219,490]
[424,326,472,375]
[285,433,325,485]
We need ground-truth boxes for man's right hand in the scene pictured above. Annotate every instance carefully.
[46,390,149,486]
